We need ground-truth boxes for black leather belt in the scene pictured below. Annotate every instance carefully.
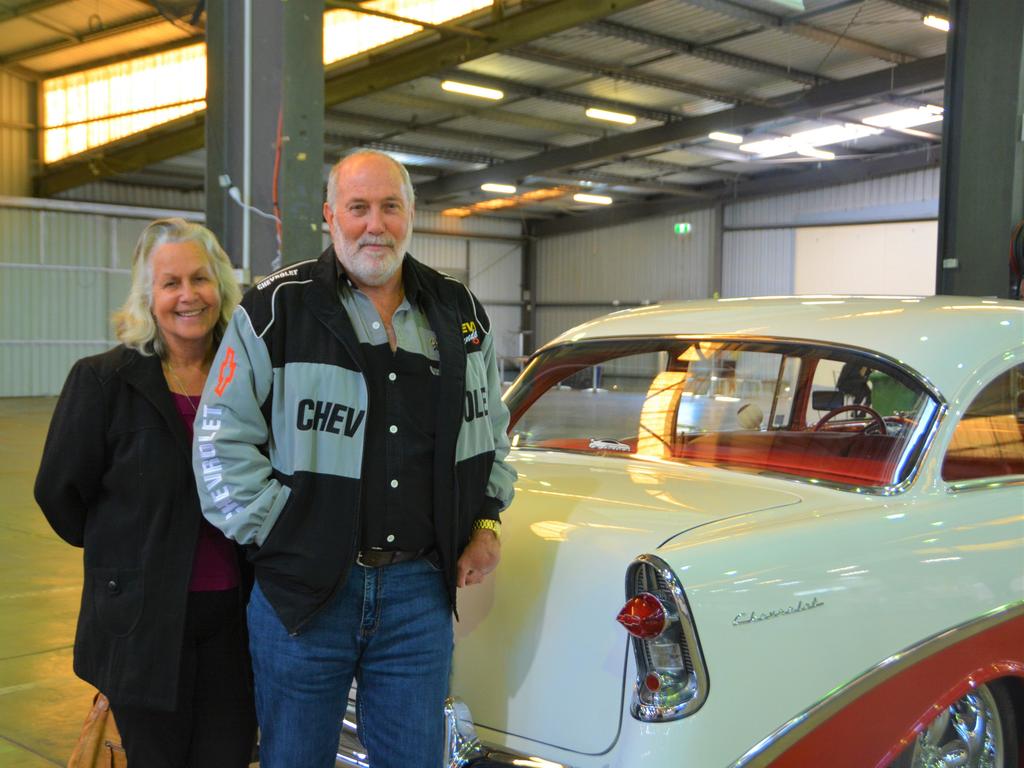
[356,549,424,568]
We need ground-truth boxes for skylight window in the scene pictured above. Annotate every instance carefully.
[43,44,206,164]
[43,0,493,164]
[324,0,490,65]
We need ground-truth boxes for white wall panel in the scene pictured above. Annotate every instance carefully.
[56,182,205,211]
[1,197,523,396]
[0,207,132,396]
[469,240,521,302]
[795,221,937,295]
[469,240,522,363]
[536,307,615,352]
[725,168,940,229]
[410,233,469,273]
[722,229,795,297]
[721,168,941,298]
[414,209,522,239]
[535,208,718,304]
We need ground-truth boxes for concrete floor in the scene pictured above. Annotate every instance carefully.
[0,397,95,767]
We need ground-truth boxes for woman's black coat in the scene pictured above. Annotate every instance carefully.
[35,345,249,711]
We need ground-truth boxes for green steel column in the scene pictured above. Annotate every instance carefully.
[279,1,325,266]
[937,0,1024,297]
[206,1,323,280]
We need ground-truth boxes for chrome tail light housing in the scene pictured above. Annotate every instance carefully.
[620,554,709,722]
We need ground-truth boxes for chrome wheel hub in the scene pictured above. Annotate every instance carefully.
[906,685,1004,768]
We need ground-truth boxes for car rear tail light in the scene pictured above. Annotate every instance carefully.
[616,592,667,638]
[620,554,709,722]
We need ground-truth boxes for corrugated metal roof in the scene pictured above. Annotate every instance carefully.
[1,0,951,222]
[456,53,573,87]
[611,1,756,44]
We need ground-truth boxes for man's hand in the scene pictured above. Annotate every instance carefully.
[456,528,501,588]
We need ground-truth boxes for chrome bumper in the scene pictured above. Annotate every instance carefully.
[445,697,571,768]
[334,695,570,768]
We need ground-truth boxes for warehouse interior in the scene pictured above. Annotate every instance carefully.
[1,0,1022,765]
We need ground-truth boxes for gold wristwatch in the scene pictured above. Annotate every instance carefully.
[472,519,501,539]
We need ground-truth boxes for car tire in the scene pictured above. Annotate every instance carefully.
[891,680,1019,768]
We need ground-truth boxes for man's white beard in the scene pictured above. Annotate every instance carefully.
[331,222,411,287]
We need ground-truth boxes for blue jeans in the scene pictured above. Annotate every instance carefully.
[247,558,453,768]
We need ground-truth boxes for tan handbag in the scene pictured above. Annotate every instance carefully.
[67,693,126,768]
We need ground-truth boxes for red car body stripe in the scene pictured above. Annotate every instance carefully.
[756,611,1024,768]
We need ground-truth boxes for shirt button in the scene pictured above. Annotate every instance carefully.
[372,321,381,330]
[388,372,397,382]
[389,425,398,434]
[386,534,395,543]
[390,479,399,488]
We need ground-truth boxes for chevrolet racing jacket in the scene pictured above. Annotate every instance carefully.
[192,248,516,633]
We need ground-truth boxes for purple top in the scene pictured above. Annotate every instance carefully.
[172,392,240,592]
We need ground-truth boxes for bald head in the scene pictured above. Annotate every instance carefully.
[326,149,415,211]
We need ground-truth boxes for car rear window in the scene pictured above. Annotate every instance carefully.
[506,338,940,489]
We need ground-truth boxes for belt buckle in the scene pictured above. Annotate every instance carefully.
[357,550,395,568]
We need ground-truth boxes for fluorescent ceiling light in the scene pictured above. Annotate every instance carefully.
[863,105,944,130]
[740,137,796,156]
[573,193,613,205]
[740,123,882,157]
[585,107,637,125]
[708,131,743,144]
[441,80,503,100]
[481,183,517,194]
[796,146,835,160]
[923,14,950,31]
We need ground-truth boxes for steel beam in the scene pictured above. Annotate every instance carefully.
[587,20,826,86]
[328,110,547,151]
[0,0,73,21]
[415,54,946,201]
[358,91,609,137]
[528,145,941,236]
[35,114,205,196]
[682,0,913,64]
[508,46,771,106]
[0,13,189,66]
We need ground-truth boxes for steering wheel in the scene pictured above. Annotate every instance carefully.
[813,404,886,433]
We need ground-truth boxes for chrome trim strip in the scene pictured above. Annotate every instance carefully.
[509,336,946,496]
[727,601,1024,768]
[526,335,946,405]
[946,475,1024,493]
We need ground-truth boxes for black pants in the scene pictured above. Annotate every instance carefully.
[110,589,257,768]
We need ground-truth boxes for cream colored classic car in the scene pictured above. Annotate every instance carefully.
[335,296,1023,768]
[440,296,1024,768]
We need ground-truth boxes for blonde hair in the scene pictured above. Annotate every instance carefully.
[113,218,241,358]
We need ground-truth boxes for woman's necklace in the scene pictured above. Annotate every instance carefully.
[164,360,199,415]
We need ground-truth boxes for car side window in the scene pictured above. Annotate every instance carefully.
[941,363,1024,482]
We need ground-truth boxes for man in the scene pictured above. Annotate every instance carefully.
[192,149,516,768]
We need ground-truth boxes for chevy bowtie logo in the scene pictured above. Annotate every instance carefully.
[214,347,236,396]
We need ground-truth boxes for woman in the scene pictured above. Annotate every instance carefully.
[35,218,257,767]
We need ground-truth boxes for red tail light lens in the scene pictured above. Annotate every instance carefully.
[616,592,667,639]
